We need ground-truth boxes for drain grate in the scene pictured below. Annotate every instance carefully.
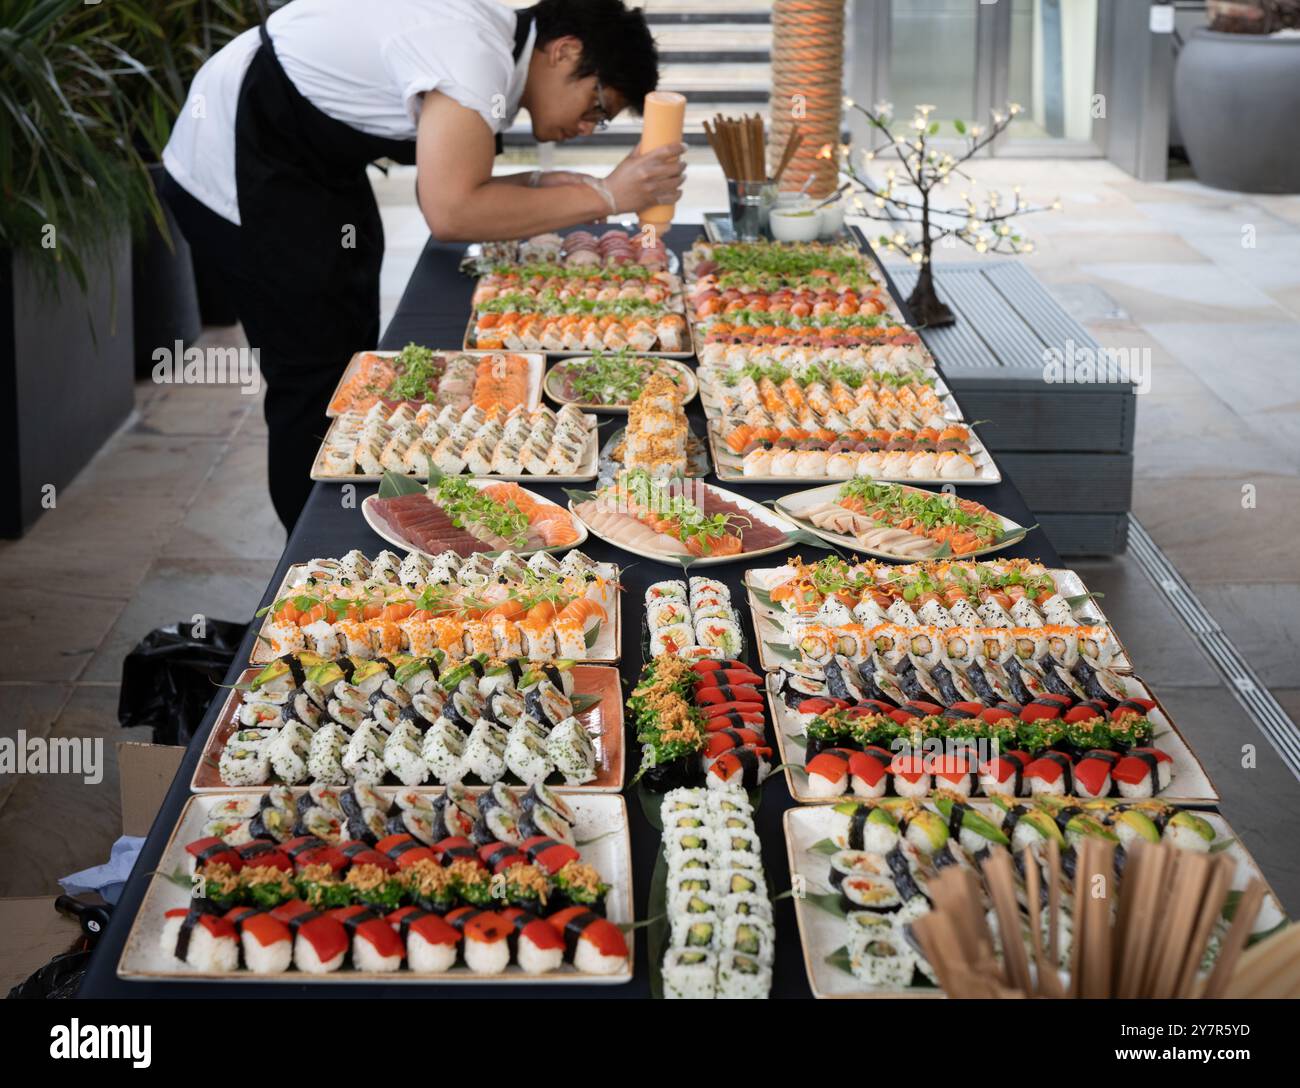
[1127,515,1300,782]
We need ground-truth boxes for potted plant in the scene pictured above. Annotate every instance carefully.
[1,0,161,536]
[1174,1,1300,193]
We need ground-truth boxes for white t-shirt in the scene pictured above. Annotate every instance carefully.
[163,0,533,224]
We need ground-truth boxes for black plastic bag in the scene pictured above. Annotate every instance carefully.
[118,620,248,746]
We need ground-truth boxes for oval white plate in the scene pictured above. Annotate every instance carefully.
[543,357,698,414]
[363,479,588,559]
[568,480,804,567]
[775,481,1027,561]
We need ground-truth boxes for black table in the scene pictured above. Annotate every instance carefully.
[79,224,1061,998]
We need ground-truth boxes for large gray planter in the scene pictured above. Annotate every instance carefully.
[1174,28,1300,193]
[0,235,134,537]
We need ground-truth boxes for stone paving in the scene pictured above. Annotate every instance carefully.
[0,157,1296,917]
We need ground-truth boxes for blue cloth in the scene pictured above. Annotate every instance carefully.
[59,836,146,905]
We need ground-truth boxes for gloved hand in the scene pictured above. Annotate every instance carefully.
[603,143,687,215]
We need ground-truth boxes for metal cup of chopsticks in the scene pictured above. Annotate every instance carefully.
[705,114,795,241]
[727,179,775,242]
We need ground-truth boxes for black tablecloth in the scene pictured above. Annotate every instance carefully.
[79,224,1061,998]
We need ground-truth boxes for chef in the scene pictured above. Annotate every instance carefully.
[161,0,683,528]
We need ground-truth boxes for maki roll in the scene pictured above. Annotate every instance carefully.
[520,782,576,826]
[840,875,902,914]
[551,860,609,915]
[505,721,552,784]
[547,907,628,974]
[546,717,597,785]
[463,719,509,783]
[524,679,574,729]
[663,947,717,999]
[519,799,576,847]
[472,783,524,846]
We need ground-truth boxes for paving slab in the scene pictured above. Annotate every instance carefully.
[0,684,71,814]
[0,686,152,898]
[81,559,277,685]
[1133,475,1300,586]
[162,440,286,562]
[1195,584,1300,692]
[1069,559,1221,690]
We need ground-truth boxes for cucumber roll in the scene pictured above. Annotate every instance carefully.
[341,722,387,785]
[716,951,770,999]
[505,723,552,785]
[220,743,271,787]
[546,717,596,785]
[422,720,467,784]
[663,948,717,999]
[464,719,509,783]
[302,722,345,779]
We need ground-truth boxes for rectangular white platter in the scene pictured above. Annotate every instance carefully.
[249,560,623,665]
[311,412,600,484]
[784,802,1284,999]
[742,564,1133,674]
[118,789,633,985]
[763,672,1219,805]
[325,350,545,419]
[707,419,1003,487]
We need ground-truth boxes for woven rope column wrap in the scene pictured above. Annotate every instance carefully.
[769,0,845,198]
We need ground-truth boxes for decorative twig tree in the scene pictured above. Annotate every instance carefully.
[834,100,1060,328]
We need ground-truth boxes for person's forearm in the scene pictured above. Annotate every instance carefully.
[422,178,611,242]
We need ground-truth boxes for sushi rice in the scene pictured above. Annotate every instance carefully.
[658,787,771,999]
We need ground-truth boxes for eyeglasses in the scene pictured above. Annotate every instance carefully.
[587,76,612,132]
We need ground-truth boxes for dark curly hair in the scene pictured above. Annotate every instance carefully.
[533,0,659,113]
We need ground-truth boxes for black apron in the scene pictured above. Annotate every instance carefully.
[231,8,534,528]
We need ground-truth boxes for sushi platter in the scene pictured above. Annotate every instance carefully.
[249,549,623,665]
[326,348,544,418]
[774,480,1029,561]
[363,479,589,559]
[312,405,600,483]
[782,800,1284,999]
[762,673,1218,805]
[567,472,808,568]
[696,363,958,424]
[743,559,1133,674]
[194,663,626,795]
[706,418,1002,486]
[117,787,634,984]
[543,352,698,413]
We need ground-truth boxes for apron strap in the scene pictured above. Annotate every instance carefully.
[495,5,537,156]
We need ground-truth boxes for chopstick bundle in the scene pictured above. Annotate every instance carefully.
[911,840,1273,1000]
[704,113,768,182]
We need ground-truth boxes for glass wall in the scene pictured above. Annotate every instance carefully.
[889,0,980,121]
[1007,0,1099,142]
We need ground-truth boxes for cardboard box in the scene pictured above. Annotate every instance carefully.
[116,742,185,837]
[0,897,81,994]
